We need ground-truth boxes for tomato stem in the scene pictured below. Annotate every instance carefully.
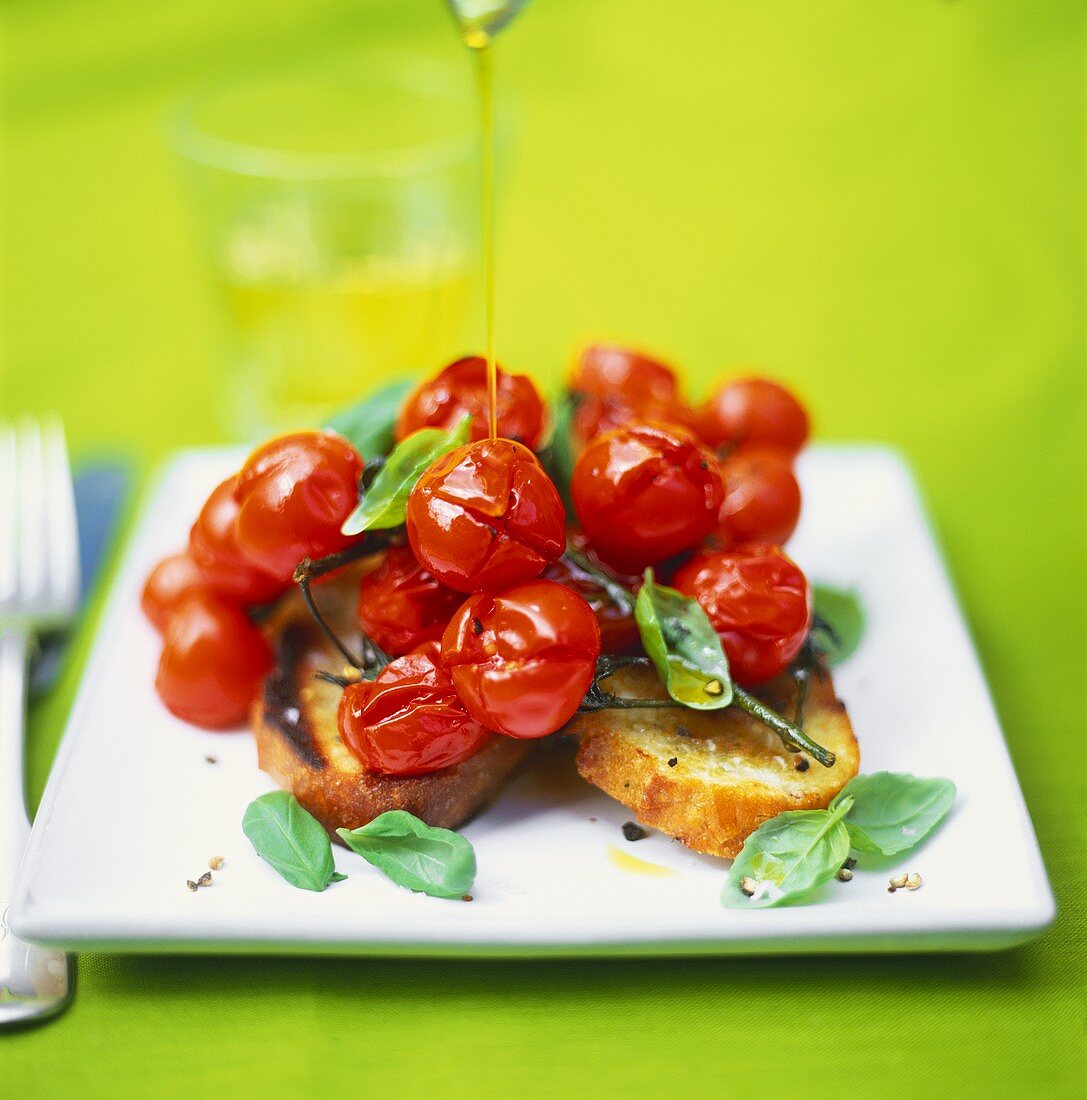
[562,544,636,615]
[731,686,836,768]
[293,536,392,675]
[579,654,685,712]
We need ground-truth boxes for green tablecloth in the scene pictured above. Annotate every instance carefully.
[2,1,1084,1095]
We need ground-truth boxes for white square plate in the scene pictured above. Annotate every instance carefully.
[10,445,1054,956]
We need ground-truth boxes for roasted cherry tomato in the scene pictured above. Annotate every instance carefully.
[141,551,209,633]
[672,543,811,685]
[543,537,641,653]
[716,448,801,547]
[396,356,546,449]
[572,392,695,444]
[571,344,679,404]
[155,591,273,728]
[570,345,693,444]
[406,438,565,593]
[571,422,724,573]
[441,580,601,739]
[338,641,492,776]
[189,476,286,605]
[233,431,364,584]
[697,377,809,455]
[356,546,464,656]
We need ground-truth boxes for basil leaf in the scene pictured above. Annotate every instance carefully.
[340,415,472,535]
[811,584,865,665]
[324,379,415,462]
[337,811,476,899]
[634,569,733,709]
[831,772,956,855]
[722,796,853,909]
[242,791,344,892]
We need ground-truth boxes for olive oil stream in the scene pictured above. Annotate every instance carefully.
[465,31,499,440]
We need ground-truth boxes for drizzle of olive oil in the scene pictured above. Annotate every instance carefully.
[464,34,499,440]
[607,845,677,877]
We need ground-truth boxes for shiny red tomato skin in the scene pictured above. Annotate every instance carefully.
[571,344,679,404]
[572,392,695,444]
[406,438,566,593]
[338,641,492,776]
[189,476,286,605]
[141,551,209,633]
[155,592,273,729]
[396,357,546,449]
[356,546,465,656]
[698,377,809,455]
[233,431,364,584]
[672,543,811,685]
[571,422,724,573]
[717,448,802,547]
[441,580,601,739]
[543,537,642,653]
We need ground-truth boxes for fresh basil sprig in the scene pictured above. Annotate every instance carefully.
[811,585,865,665]
[831,772,956,855]
[341,415,472,535]
[242,791,347,892]
[337,811,476,899]
[634,569,733,710]
[723,772,956,908]
[324,379,415,462]
[723,796,854,909]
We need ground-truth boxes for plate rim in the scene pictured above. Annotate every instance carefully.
[11,443,1057,956]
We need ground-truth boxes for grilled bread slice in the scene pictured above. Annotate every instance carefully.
[251,569,531,838]
[569,664,860,858]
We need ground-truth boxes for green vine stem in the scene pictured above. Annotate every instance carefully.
[293,535,392,676]
[562,543,637,615]
[732,685,836,768]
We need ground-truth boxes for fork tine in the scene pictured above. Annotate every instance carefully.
[16,418,46,610]
[40,415,81,616]
[0,424,15,607]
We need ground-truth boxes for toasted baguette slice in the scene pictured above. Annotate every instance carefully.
[570,664,860,858]
[251,571,531,839]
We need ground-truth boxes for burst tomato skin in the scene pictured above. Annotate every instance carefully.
[697,377,809,455]
[155,591,273,728]
[141,551,209,633]
[189,476,286,605]
[356,546,464,656]
[716,448,802,547]
[395,357,546,449]
[406,438,566,593]
[672,543,811,685]
[441,580,601,739]
[543,537,642,653]
[571,422,724,573]
[338,641,492,776]
[233,431,364,584]
[571,344,679,404]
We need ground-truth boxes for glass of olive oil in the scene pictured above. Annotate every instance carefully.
[173,55,480,437]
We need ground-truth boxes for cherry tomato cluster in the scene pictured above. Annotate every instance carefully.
[143,431,364,728]
[566,346,811,685]
[146,347,814,774]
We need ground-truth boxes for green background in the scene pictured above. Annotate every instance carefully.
[2,0,1084,1095]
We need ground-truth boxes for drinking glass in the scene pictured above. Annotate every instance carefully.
[173,56,480,436]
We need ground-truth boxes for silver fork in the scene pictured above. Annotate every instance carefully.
[0,416,80,1027]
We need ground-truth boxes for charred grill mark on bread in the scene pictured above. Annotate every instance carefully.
[252,570,533,836]
[263,622,327,770]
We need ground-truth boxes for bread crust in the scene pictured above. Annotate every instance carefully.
[570,665,860,858]
[251,571,531,838]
